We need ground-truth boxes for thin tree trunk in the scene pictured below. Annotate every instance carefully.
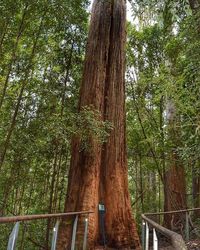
[60,38,75,117]
[46,151,59,249]
[159,96,165,214]
[189,0,200,12]
[45,38,75,247]
[0,4,28,110]
[139,153,144,212]
[192,161,200,217]
[0,20,8,55]
[0,162,17,215]
[0,13,45,170]
[130,83,163,181]
[58,151,69,211]
[53,150,63,212]
[135,155,138,213]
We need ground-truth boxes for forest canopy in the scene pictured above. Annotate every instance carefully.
[0,0,200,249]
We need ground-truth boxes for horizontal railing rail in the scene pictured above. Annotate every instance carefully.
[1,211,94,250]
[144,207,200,216]
[0,211,93,223]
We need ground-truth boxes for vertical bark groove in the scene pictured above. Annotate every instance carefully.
[57,1,141,249]
[164,100,187,229]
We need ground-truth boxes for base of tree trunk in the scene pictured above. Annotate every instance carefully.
[95,246,140,250]
[164,162,186,229]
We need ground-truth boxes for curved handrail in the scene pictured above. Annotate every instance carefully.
[142,214,187,249]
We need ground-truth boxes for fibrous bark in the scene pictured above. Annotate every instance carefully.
[164,100,187,229]
[164,157,187,229]
[56,1,141,249]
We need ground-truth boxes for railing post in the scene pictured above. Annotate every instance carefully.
[185,212,189,241]
[7,222,20,250]
[142,220,145,250]
[51,220,60,250]
[153,228,158,250]
[83,218,88,250]
[71,215,78,250]
[145,222,149,250]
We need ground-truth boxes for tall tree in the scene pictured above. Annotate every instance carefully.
[163,99,187,228]
[57,0,141,249]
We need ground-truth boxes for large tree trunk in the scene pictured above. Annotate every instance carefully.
[56,1,141,249]
[163,100,187,229]
[164,157,187,229]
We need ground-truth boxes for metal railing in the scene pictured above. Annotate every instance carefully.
[0,211,93,250]
[141,208,200,250]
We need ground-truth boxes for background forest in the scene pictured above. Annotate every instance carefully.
[0,0,200,249]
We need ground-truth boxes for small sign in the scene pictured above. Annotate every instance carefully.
[98,203,106,246]
[98,204,105,212]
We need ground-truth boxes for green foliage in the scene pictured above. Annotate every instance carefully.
[75,106,113,151]
[0,0,91,248]
[0,0,200,247]
[0,1,114,247]
[127,0,200,222]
